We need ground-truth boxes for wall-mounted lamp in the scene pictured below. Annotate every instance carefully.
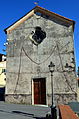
[77,67,79,77]
[4,42,9,46]
[65,63,75,71]
[48,61,55,73]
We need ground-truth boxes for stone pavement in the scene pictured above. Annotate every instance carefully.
[0,102,50,119]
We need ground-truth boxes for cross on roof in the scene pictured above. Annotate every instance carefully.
[34,0,39,6]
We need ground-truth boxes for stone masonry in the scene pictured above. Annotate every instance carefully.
[5,7,77,105]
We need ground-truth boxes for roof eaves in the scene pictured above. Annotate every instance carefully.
[4,6,75,34]
[4,7,36,34]
[35,6,75,24]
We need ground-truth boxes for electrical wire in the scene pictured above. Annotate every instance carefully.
[14,41,76,96]
[13,45,56,94]
[14,47,22,94]
[22,46,56,65]
[13,35,76,98]
[56,41,76,94]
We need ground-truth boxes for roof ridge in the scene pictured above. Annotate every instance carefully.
[4,6,75,34]
[35,6,75,23]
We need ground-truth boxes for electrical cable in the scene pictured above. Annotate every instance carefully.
[13,45,56,94]
[13,33,77,98]
[56,41,76,94]
[14,47,23,94]
[22,46,56,65]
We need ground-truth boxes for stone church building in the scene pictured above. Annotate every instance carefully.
[4,6,77,105]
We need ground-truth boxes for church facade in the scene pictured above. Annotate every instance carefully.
[4,6,77,105]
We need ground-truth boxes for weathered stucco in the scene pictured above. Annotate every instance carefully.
[5,12,77,105]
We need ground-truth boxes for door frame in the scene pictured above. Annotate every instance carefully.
[32,77,46,105]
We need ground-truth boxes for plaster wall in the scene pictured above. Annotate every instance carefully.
[0,61,6,87]
[5,13,77,105]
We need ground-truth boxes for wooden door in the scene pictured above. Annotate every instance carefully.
[34,78,46,105]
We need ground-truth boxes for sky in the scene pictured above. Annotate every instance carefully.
[0,0,79,71]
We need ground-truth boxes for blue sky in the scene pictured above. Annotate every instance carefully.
[0,0,79,71]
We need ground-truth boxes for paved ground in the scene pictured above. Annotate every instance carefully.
[0,102,50,119]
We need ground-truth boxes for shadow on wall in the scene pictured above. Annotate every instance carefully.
[0,87,5,101]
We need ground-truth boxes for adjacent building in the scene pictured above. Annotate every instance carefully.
[0,54,6,101]
[4,6,77,105]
